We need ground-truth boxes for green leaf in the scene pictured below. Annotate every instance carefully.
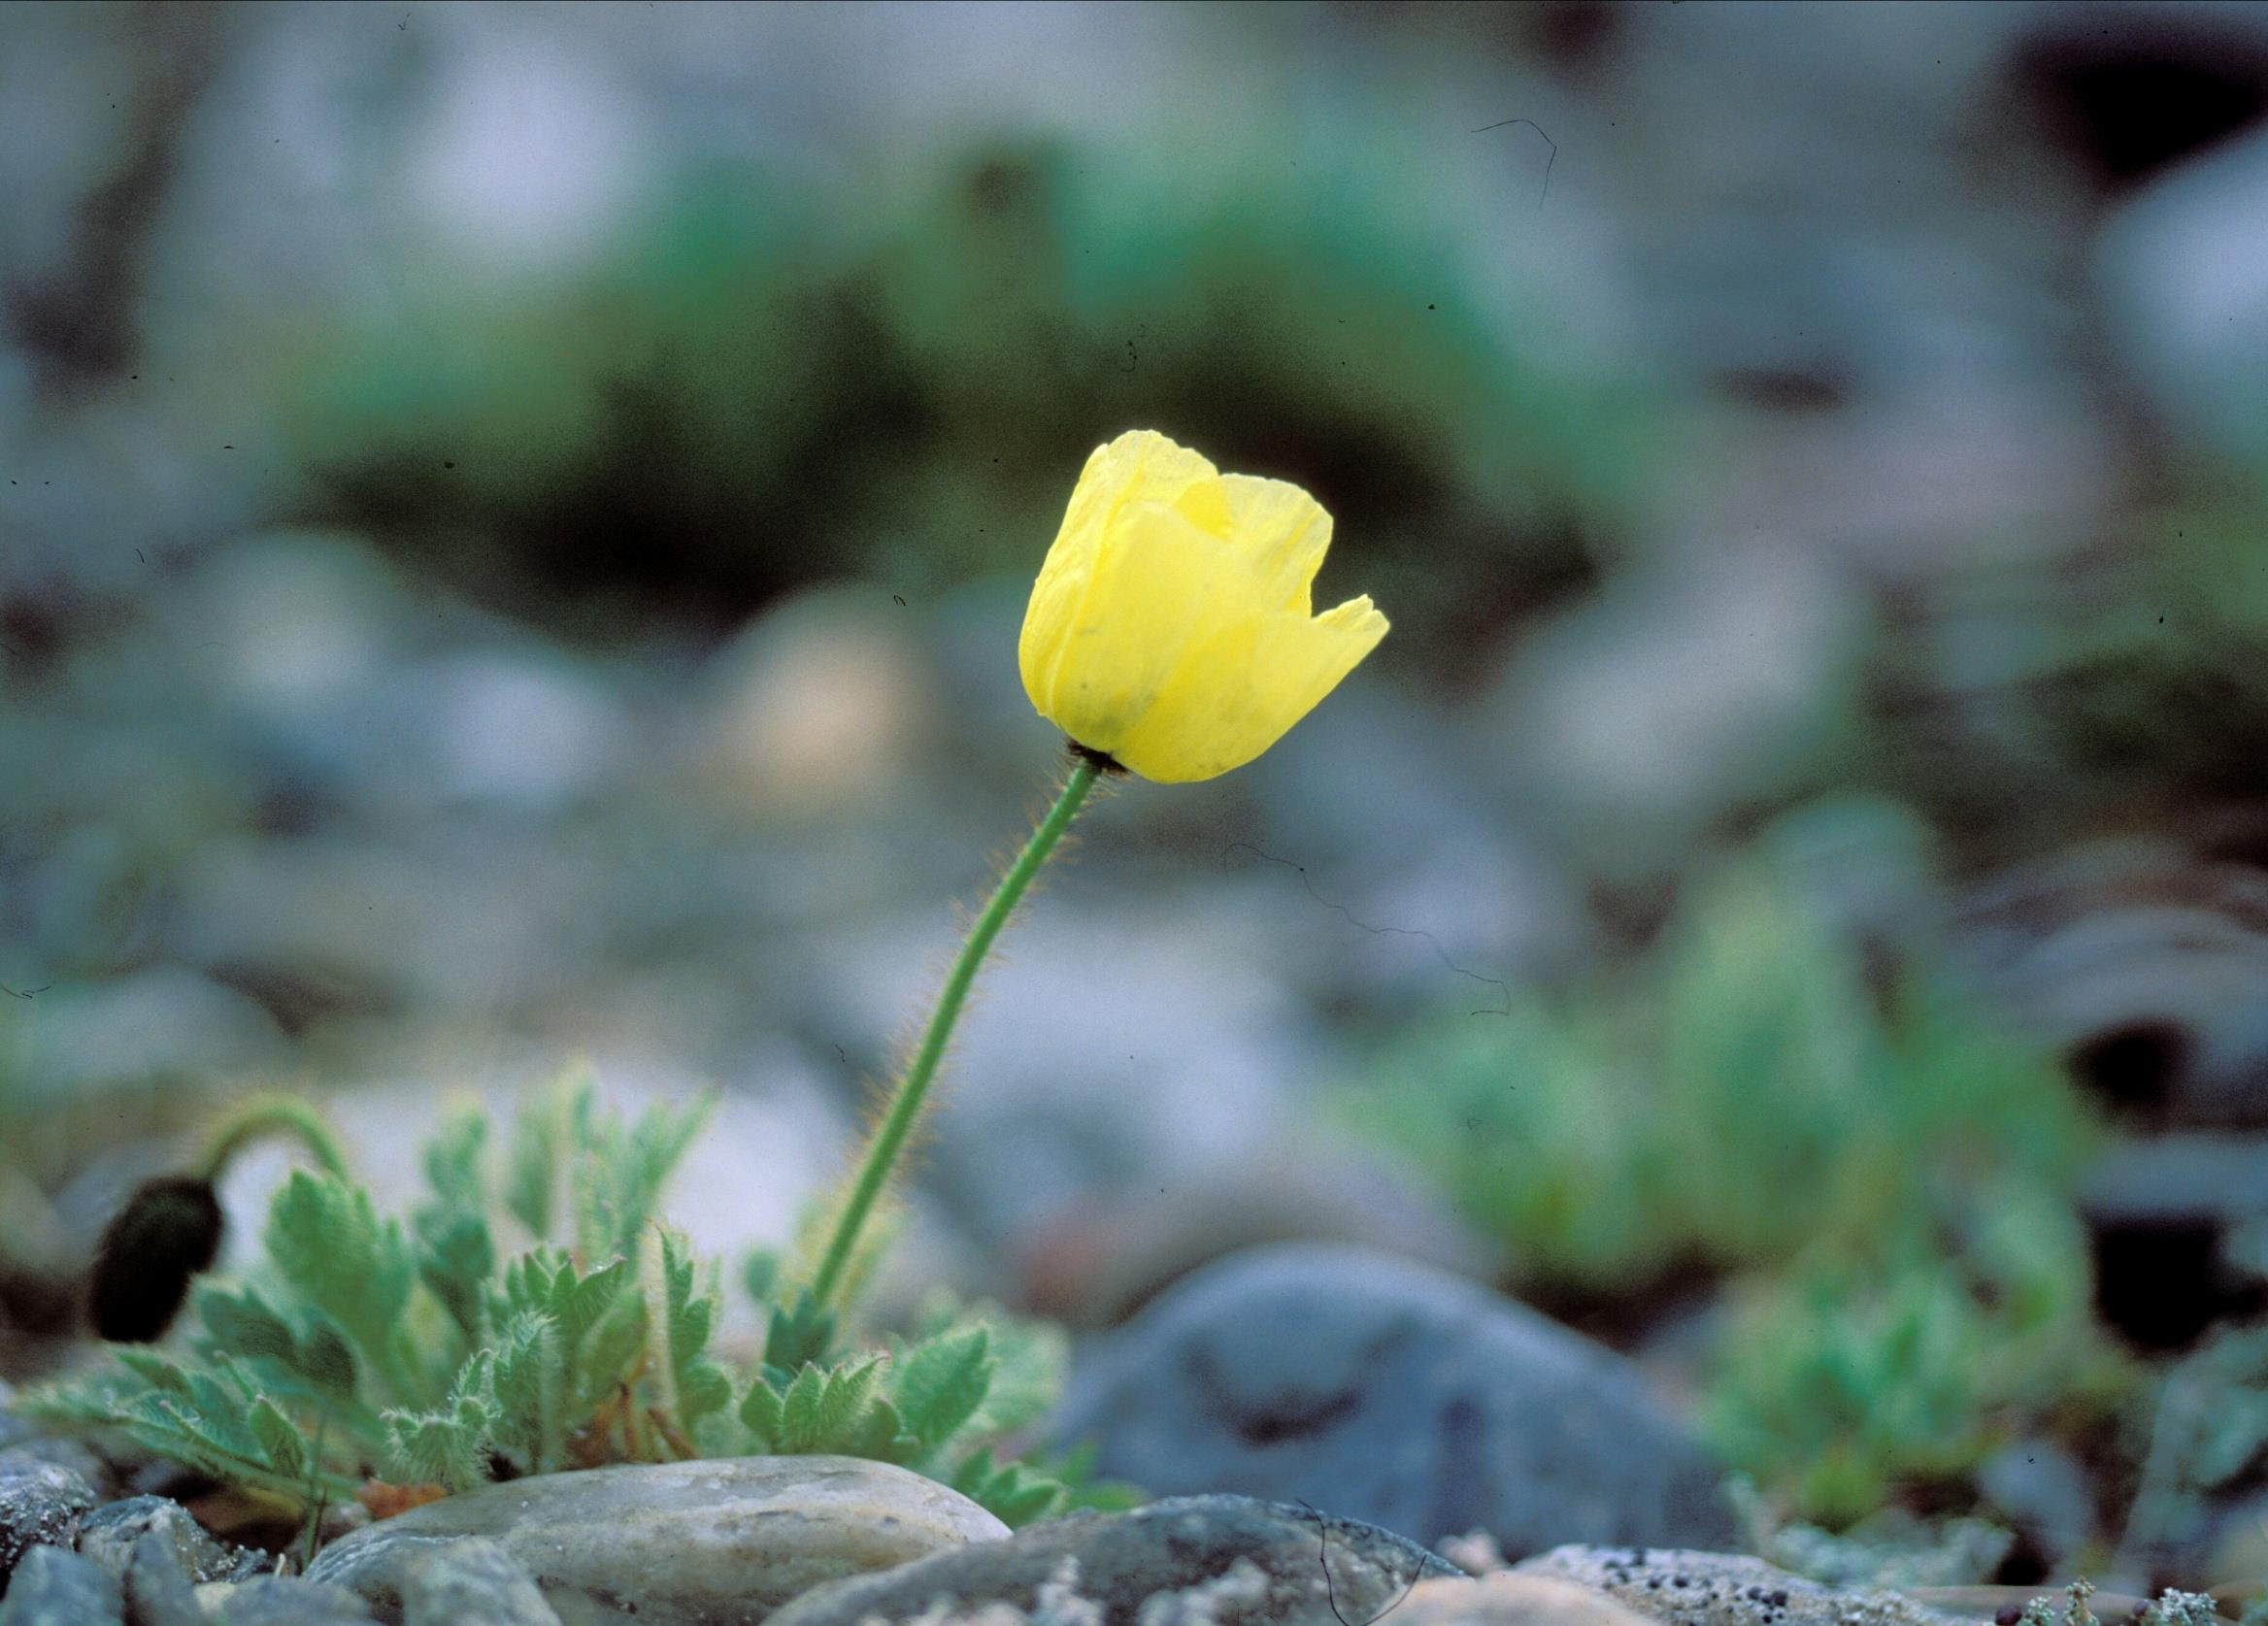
[739,1376,784,1448]
[743,1246,781,1307]
[955,1308,1066,1442]
[421,1105,489,1214]
[504,1078,574,1242]
[247,1396,308,1479]
[196,1285,298,1365]
[842,1392,923,1466]
[760,1288,837,1383]
[575,1090,716,1261]
[301,1318,360,1402]
[892,1325,993,1453]
[383,1350,502,1492]
[781,1363,829,1452]
[486,1311,564,1475]
[415,1207,496,1345]
[813,1355,885,1451]
[264,1171,420,1402]
[570,1272,649,1415]
[641,1228,731,1439]
[948,1447,1067,1528]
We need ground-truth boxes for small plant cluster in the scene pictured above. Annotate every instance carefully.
[24,1072,1136,1528]
[1339,811,2131,1526]
[2118,1319,2268,1582]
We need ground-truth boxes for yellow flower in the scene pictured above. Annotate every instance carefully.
[1018,430,1389,783]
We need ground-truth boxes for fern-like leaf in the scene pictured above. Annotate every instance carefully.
[264,1171,421,1403]
[641,1226,731,1442]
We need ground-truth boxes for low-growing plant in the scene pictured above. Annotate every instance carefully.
[1705,1191,2132,1528]
[1340,849,2097,1300]
[23,1071,1138,1528]
[1336,815,2131,1524]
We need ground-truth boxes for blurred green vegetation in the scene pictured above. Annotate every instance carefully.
[283,141,1647,664]
[1336,805,2133,1527]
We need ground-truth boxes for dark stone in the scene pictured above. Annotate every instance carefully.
[0,1440,116,1502]
[765,1493,1463,1626]
[0,1543,124,1626]
[0,1460,98,1582]
[77,1495,260,1586]
[1046,1244,1741,1557]
[2082,1134,2268,1350]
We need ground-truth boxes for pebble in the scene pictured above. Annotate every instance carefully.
[0,1543,123,1626]
[76,1495,261,1586]
[304,1456,1008,1626]
[0,1459,98,1582]
[400,1539,563,1626]
[120,1528,209,1626]
[1047,1244,1741,1555]
[0,1439,115,1502]
[764,1492,1464,1626]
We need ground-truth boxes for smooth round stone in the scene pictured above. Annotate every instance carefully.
[304,1457,1010,1626]
[1048,1244,1740,1556]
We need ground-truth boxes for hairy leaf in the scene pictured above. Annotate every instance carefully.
[893,1325,993,1453]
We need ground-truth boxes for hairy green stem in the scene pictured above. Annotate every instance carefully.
[193,1092,351,1184]
[809,756,1102,1309]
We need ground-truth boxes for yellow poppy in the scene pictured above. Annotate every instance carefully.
[1018,430,1389,783]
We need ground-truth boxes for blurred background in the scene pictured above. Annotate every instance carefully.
[8,0,2268,1592]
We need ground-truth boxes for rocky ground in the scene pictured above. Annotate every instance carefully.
[11,3,2268,1623]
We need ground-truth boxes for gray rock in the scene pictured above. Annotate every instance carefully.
[0,1438,115,1500]
[121,1530,207,1626]
[1515,1547,1974,1626]
[78,1496,258,1585]
[765,1493,1464,1626]
[1047,1244,1741,1556]
[0,1543,124,1626]
[305,1457,1008,1625]
[0,1460,98,1580]
[211,1575,375,1623]
[401,1540,561,1626]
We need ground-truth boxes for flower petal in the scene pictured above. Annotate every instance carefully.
[1033,501,1255,755]
[1019,431,1220,712]
[1217,474,1334,614]
[1113,594,1389,782]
